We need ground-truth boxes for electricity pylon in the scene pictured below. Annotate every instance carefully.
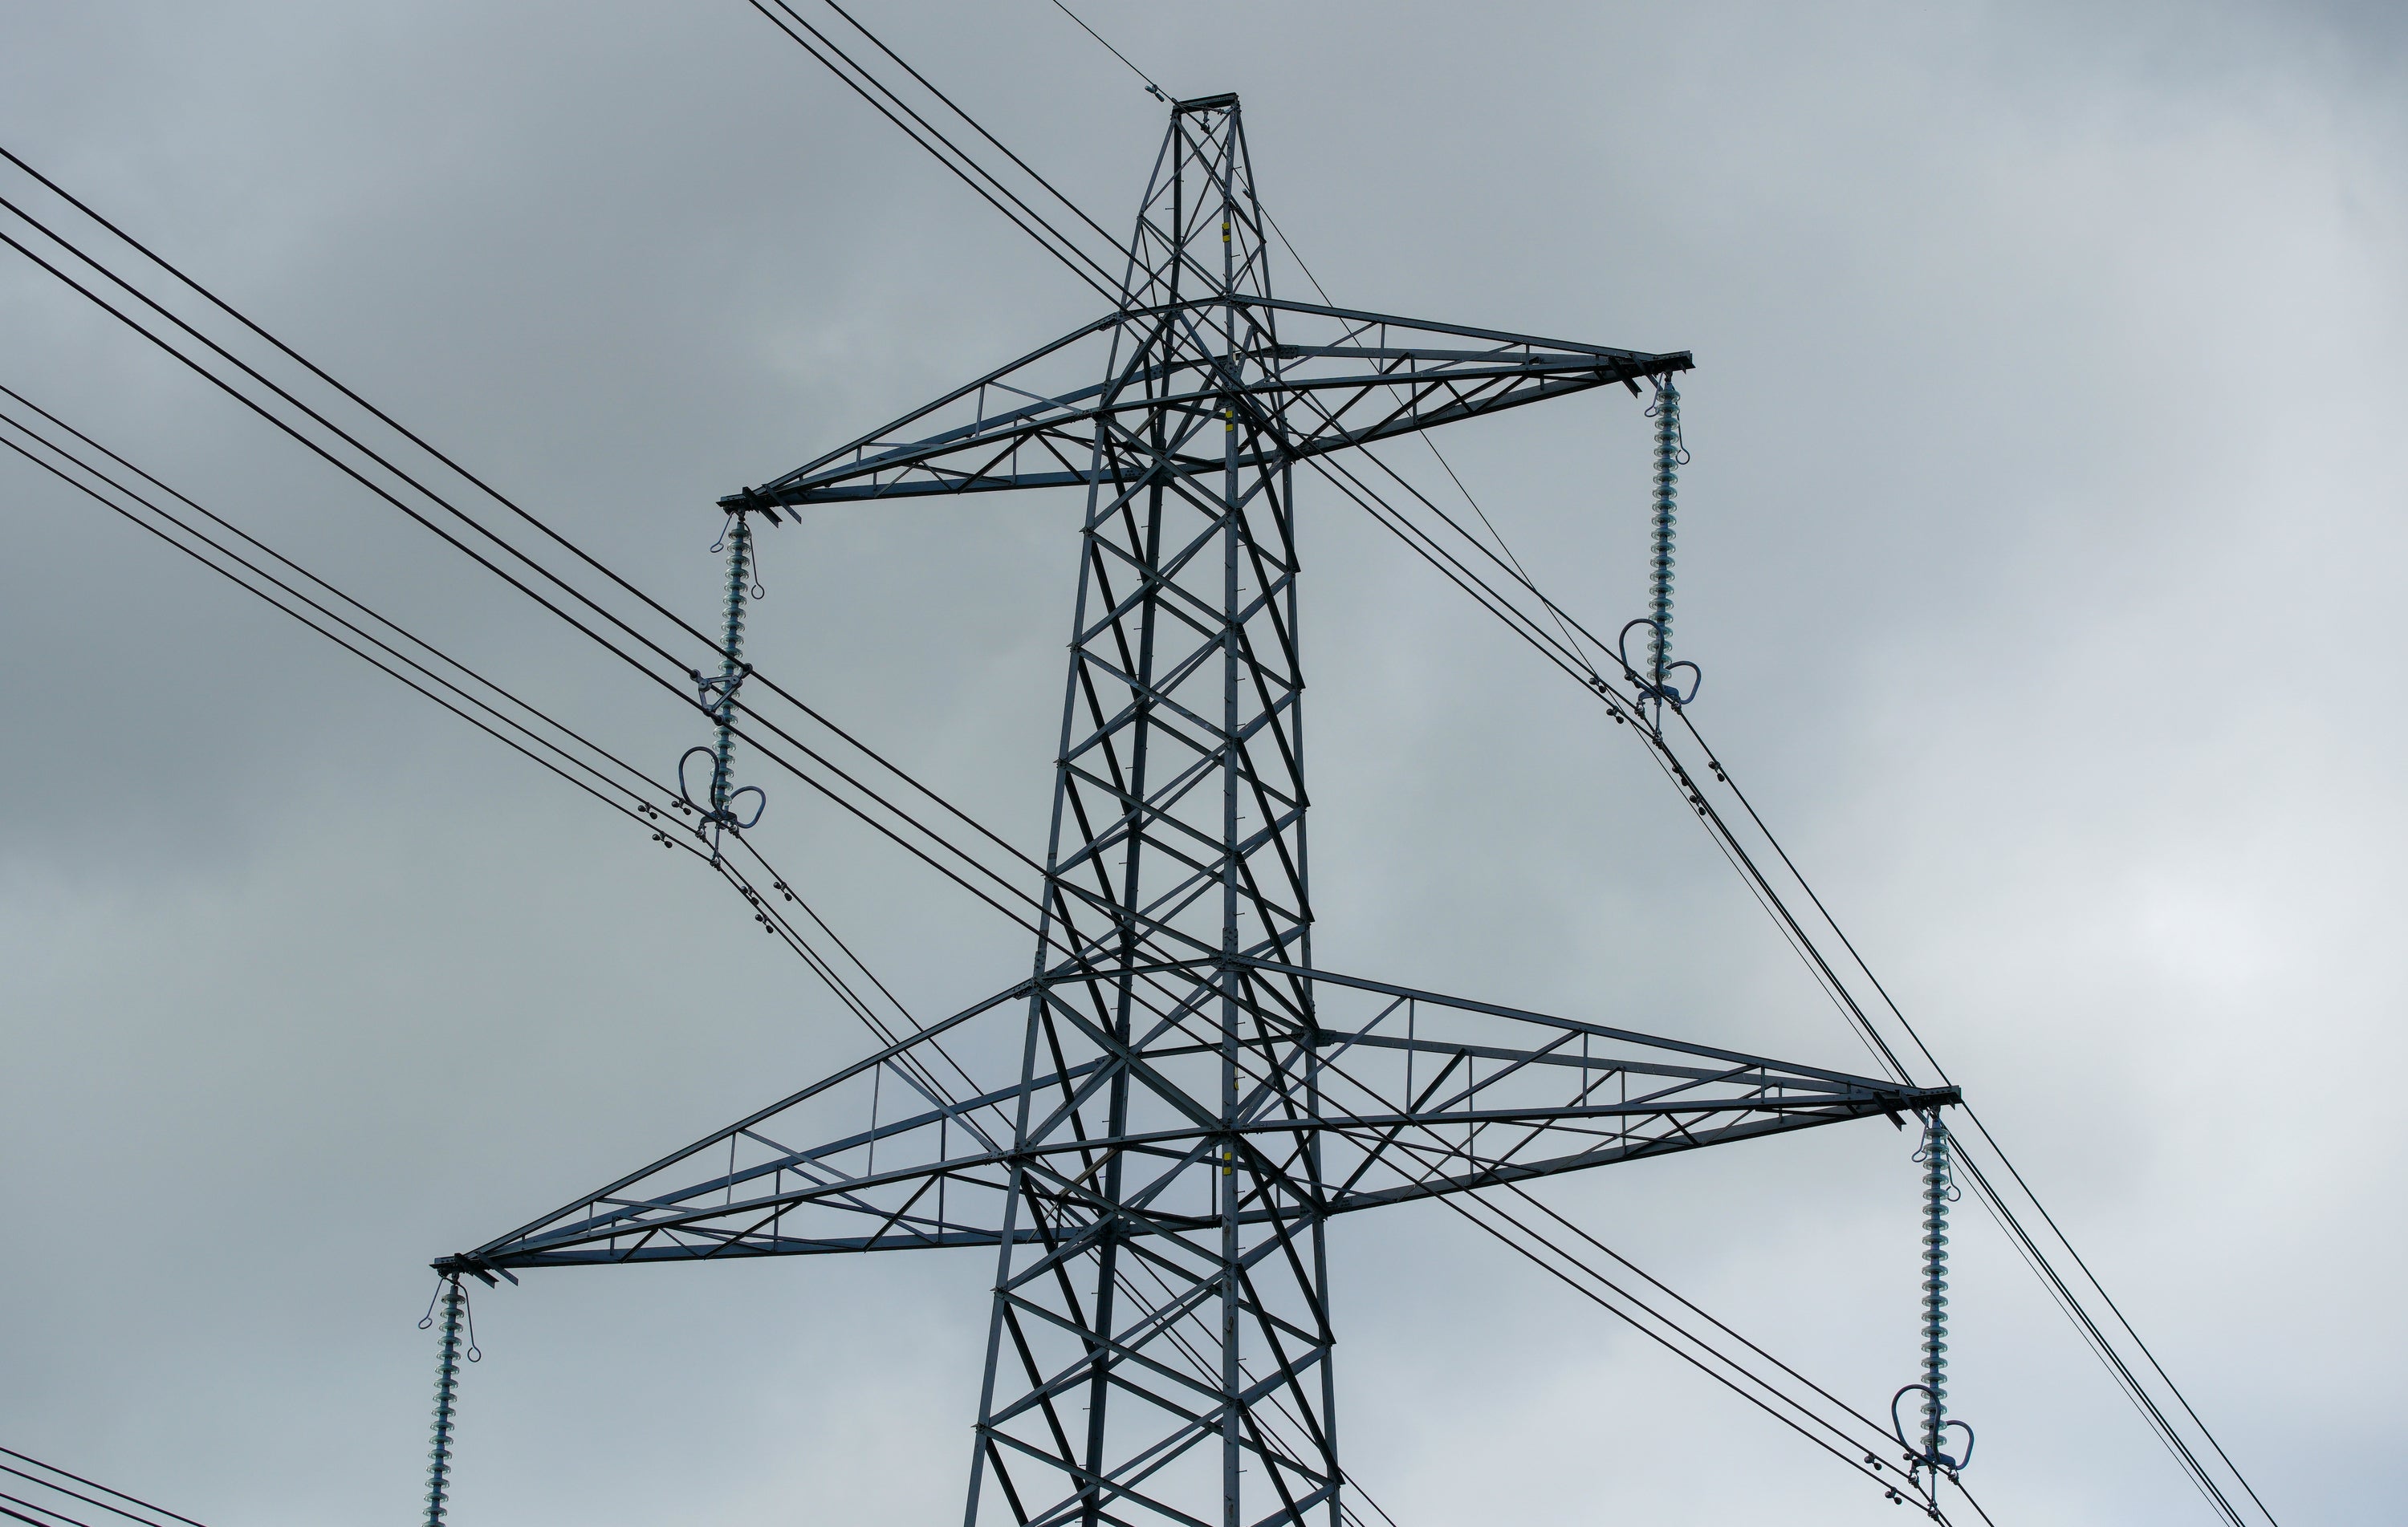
[441,94,1954,1527]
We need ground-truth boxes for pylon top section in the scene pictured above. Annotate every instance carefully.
[722,93,1690,513]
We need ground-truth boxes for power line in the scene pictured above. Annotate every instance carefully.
[1043,0,1169,103]
[0,202,703,704]
[819,0,1140,255]
[0,144,751,687]
[0,1445,209,1527]
[0,386,663,807]
[0,147,1068,940]
[742,0,1122,298]
[0,167,1078,948]
[0,423,674,842]
[0,390,1000,1104]
[0,1494,93,1527]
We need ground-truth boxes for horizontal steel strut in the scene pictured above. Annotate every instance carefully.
[718,295,1689,510]
[444,960,1954,1273]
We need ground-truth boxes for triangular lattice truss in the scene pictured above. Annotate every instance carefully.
[448,94,1954,1527]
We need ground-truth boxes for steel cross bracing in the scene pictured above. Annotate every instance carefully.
[444,95,1954,1527]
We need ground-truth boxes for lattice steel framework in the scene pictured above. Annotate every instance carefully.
[442,95,1954,1527]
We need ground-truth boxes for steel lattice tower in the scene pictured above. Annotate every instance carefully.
[442,95,1953,1527]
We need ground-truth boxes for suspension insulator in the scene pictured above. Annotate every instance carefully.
[1921,1121,1951,1456]
[1648,380,1680,692]
[710,512,754,818]
[423,1275,465,1527]
[679,509,770,852]
[1621,379,1700,713]
[1892,1114,1975,1483]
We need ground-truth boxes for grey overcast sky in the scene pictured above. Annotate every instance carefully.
[2,2,2401,1523]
